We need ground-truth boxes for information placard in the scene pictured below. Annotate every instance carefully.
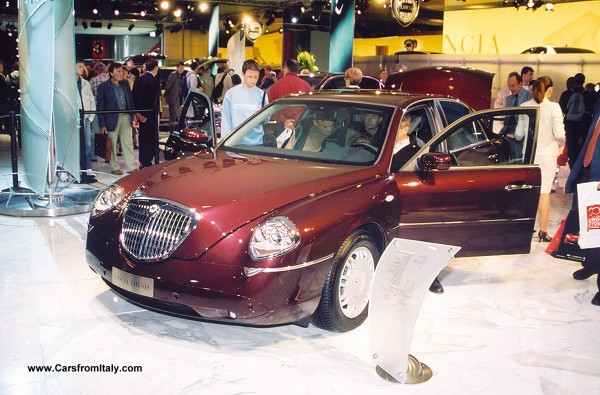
[370,238,460,383]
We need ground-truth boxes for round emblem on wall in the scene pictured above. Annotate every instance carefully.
[392,0,420,27]
[244,21,263,42]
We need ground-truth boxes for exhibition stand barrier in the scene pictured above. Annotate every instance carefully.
[0,108,150,217]
[370,238,460,384]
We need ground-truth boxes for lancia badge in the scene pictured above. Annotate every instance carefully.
[392,0,420,27]
[244,21,263,42]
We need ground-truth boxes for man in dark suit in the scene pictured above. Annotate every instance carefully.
[133,58,161,169]
[96,62,137,175]
[565,97,600,306]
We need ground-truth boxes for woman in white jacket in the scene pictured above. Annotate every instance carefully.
[520,76,566,242]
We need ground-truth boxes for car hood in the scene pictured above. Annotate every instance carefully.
[130,151,373,234]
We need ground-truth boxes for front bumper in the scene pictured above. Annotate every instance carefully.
[86,249,323,326]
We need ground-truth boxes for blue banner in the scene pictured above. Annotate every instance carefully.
[329,0,355,72]
[209,5,219,58]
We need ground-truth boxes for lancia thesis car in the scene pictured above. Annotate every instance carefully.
[87,79,540,332]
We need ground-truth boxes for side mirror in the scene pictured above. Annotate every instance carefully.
[181,128,210,143]
[418,152,452,171]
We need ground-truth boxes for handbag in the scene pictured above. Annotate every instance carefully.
[94,133,112,161]
[577,181,600,249]
[545,209,587,263]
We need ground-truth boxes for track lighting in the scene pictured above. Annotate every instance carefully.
[107,22,112,30]
[128,23,135,31]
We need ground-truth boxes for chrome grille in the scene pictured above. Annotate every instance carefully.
[121,199,199,262]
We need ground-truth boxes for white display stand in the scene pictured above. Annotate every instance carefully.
[370,238,460,384]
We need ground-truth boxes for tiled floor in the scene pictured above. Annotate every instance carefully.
[0,136,599,394]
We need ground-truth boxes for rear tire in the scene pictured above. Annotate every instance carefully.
[311,230,379,332]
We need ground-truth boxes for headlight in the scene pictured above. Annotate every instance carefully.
[249,216,300,260]
[91,185,126,218]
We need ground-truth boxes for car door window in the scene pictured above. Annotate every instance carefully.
[438,100,471,127]
[429,108,538,166]
[404,105,435,144]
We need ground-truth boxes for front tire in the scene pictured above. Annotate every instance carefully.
[311,230,379,332]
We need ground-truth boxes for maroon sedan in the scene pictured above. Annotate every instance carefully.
[87,87,540,332]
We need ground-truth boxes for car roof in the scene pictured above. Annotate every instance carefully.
[274,89,453,108]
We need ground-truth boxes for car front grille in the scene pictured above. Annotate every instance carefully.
[120,198,200,262]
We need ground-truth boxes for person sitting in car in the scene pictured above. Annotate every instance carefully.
[391,116,422,170]
[293,110,337,151]
[350,110,386,148]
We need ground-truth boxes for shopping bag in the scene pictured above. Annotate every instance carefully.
[94,133,112,161]
[546,209,587,263]
[577,181,600,249]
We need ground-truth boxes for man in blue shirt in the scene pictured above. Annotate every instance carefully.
[220,59,267,144]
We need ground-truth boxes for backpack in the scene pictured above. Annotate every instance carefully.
[211,74,225,102]
[565,91,585,122]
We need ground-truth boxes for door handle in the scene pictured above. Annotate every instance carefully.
[505,184,534,191]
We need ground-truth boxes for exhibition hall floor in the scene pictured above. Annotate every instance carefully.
[0,141,599,394]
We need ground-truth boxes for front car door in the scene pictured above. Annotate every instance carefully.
[393,107,540,257]
[164,91,215,159]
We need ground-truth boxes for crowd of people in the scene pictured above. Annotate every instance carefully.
[495,66,600,305]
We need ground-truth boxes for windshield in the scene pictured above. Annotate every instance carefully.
[220,100,394,166]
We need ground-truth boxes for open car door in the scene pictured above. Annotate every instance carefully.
[395,107,541,257]
[164,91,216,160]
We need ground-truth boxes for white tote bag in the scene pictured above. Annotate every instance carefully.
[577,181,600,249]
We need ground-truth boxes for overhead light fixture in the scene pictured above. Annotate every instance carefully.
[266,14,275,26]
[199,2,209,12]
[82,20,88,29]
[113,7,120,16]
[545,1,554,10]
[173,8,182,18]
[92,7,99,15]
[107,22,112,29]
[160,1,170,10]
[140,9,147,17]
[128,23,134,31]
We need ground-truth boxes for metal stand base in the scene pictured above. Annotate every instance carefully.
[0,171,115,217]
[376,354,433,384]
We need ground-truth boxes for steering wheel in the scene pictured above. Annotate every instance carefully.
[350,142,378,155]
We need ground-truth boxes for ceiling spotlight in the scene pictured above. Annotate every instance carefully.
[526,0,534,8]
[113,7,120,16]
[173,8,182,18]
[160,1,170,10]
[128,23,134,31]
[82,20,88,29]
[140,9,147,17]
[107,22,112,29]
[199,2,209,12]
[92,7,98,15]
[545,1,554,10]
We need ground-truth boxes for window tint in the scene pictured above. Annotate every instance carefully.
[404,106,435,144]
[438,100,471,127]
[429,111,536,166]
[359,77,382,89]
